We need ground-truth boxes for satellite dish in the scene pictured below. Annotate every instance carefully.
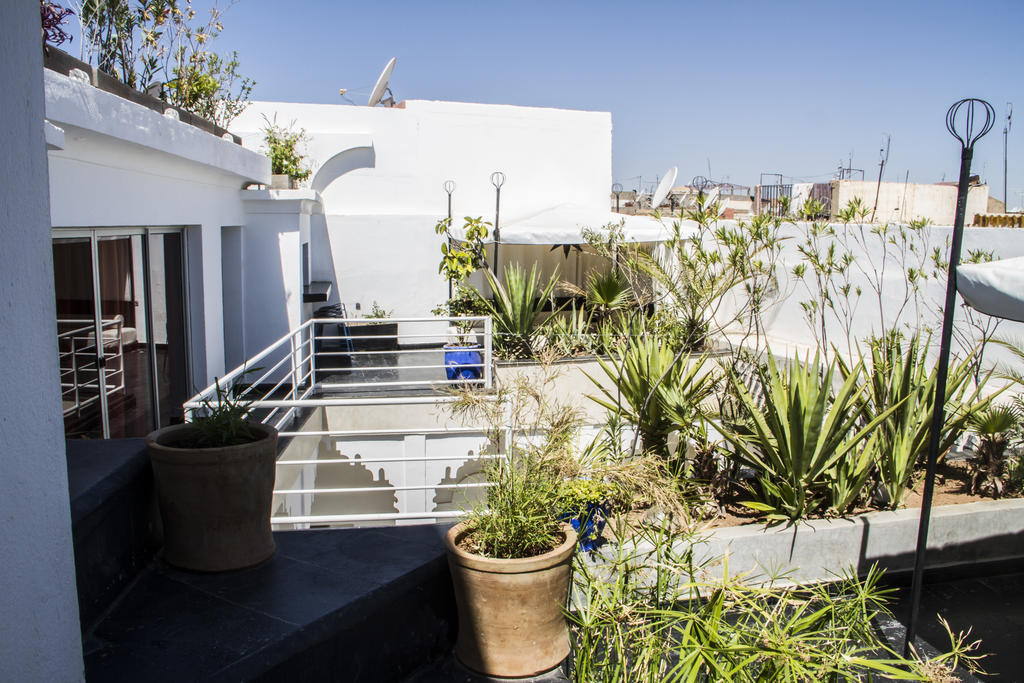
[368,57,397,107]
[650,166,678,209]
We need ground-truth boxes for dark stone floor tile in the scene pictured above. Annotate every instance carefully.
[86,571,291,682]
[404,655,568,683]
[160,554,381,626]
[273,526,446,579]
[890,571,1024,681]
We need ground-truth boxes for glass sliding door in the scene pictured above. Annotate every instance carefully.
[53,237,105,439]
[148,231,189,428]
[52,229,189,439]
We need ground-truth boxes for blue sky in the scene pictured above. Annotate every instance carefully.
[67,0,1024,204]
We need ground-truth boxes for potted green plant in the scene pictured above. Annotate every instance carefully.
[433,285,488,381]
[444,370,579,677]
[145,377,276,572]
[556,478,615,552]
[433,216,492,379]
[262,115,312,189]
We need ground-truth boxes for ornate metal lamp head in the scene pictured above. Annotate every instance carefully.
[946,98,995,150]
[690,175,710,194]
[612,183,622,194]
[490,171,506,189]
[443,180,456,195]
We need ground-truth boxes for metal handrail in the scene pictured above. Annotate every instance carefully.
[183,316,494,430]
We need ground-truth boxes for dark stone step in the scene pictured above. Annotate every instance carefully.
[84,525,456,682]
[66,438,161,634]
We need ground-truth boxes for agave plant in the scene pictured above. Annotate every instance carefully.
[716,352,894,522]
[967,405,1020,498]
[543,302,595,358]
[477,263,561,358]
[588,338,716,463]
[841,333,996,509]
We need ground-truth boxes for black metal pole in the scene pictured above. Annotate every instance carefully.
[903,99,993,656]
[870,135,889,223]
[444,180,455,300]
[493,186,501,277]
[1004,103,1012,209]
[490,172,505,278]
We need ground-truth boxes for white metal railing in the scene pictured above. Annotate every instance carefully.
[269,424,499,527]
[184,316,494,431]
[57,317,126,416]
[267,423,619,528]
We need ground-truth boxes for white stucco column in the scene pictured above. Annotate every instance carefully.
[0,7,85,681]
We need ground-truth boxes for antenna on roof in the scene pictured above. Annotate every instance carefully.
[368,58,398,107]
[650,166,678,210]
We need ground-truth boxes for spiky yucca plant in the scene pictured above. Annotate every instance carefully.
[716,352,893,522]
[478,263,560,358]
[841,333,996,509]
[588,339,716,462]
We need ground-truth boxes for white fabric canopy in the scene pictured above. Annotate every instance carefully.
[957,256,1024,323]
[463,204,685,245]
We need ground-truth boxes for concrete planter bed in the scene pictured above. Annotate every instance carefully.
[594,498,1024,585]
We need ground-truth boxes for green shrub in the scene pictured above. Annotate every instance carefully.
[568,522,985,681]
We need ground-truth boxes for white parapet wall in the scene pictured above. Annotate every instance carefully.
[688,498,1024,585]
[230,99,613,318]
[708,219,1024,375]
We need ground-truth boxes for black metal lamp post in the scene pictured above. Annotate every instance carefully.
[443,180,456,299]
[490,171,505,277]
[903,98,994,655]
[612,183,622,213]
[1003,103,1013,209]
[691,175,710,206]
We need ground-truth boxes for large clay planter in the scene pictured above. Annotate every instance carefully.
[445,522,577,677]
[146,422,277,572]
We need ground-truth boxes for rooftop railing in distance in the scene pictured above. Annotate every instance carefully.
[183,316,494,431]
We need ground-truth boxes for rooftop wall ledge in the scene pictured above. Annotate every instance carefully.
[241,187,323,215]
[44,69,271,184]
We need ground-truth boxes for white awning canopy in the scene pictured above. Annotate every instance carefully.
[957,256,1024,323]
[455,204,685,245]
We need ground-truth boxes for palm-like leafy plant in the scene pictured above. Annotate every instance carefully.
[477,263,560,358]
[585,269,631,324]
[716,352,892,522]
[968,405,1020,497]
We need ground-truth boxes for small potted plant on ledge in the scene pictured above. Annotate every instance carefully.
[262,115,312,189]
[444,368,579,677]
[145,377,277,572]
[556,478,615,552]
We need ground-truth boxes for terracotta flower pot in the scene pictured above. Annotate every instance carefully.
[445,522,577,677]
[146,422,277,572]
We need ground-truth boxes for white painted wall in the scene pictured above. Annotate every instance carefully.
[0,8,84,680]
[713,220,1024,375]
[237,190,318,357]
[231,100,613,316]
[44,69,270,389]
